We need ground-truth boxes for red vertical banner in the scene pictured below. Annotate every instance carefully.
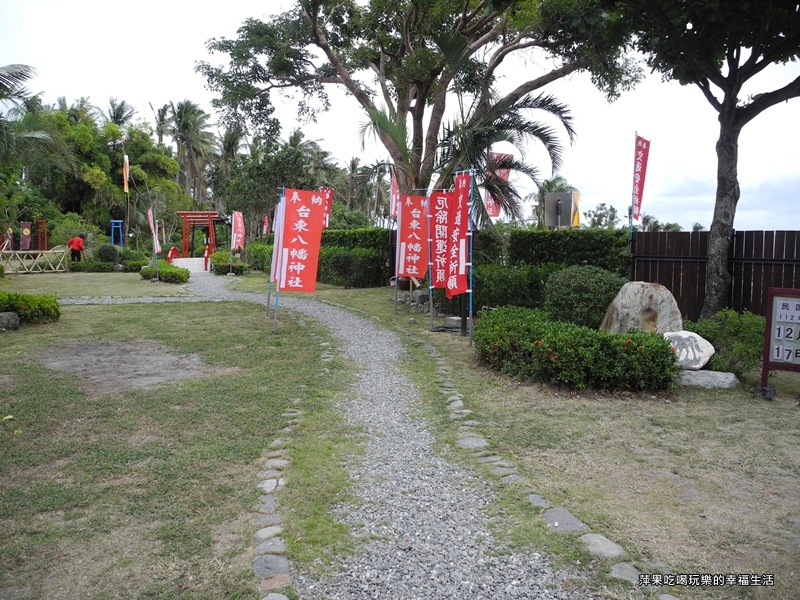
[396,195,428,279]
[429,191,454,289]
[446,172,471,299]
[390,167,400,218]
[147,208,161,253]
[231,211,245,251]
[484,152,512,218]
[632,134,650,221]
[320,187,333,228]
[278,189,326,293]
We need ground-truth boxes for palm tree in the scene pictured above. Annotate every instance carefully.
[0,64,75,175]
[106,98,135,126]
[528,175,579,229]
[435,91,576,227]
[169,99,214,203]
[692,222,705,232]
[149,102,170,146]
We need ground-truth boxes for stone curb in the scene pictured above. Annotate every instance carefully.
[424,342,671,597]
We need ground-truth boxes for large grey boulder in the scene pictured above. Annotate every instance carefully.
[0,312,20,331]
[664,330,715,370]
[600,282,682,334]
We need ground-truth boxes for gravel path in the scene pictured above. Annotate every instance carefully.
[64,273,598,599]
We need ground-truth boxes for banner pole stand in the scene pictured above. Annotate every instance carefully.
[266,280,273,319]
[273,290,280,332]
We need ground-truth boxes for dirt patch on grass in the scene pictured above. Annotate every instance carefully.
[37,342,208,395]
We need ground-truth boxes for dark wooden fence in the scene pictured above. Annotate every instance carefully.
[630,230,799,322]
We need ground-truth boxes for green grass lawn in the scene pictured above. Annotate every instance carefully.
[2,271,191,297]
[0,296,355,599]
[3,271,798,599]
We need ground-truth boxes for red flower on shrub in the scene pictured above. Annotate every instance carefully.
[550,355,558,361]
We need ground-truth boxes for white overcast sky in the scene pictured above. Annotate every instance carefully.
[2,0,798,231]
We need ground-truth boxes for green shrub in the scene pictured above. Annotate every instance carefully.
[684,309,766,377]
[0,291,61,324]
[543,265,627,329]
[124,260,149,272]
[208,250,248,276]
[318,246,385,288]
[140,261,190,284]
[246,242,272,271]
[69,260,115,273]
[95,244,120,264]
[474,306,678,390]
[120,247,148,263]
[0,264,4,279]
[322,228,391,286]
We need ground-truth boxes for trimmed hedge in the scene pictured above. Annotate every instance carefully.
[543,265,627,329]
[0,291,61,324]
[322,228,391,286]
[124,260,150,272]
[318,246,385,288]
[474,306,678,390]
[69,260,115,273]
[507,229,630,276]
[140,260,190,283]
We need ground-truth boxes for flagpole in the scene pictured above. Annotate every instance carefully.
[468,169,475,346]
[427,196,435,330]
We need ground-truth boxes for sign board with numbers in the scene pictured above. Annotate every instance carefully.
[759,288,800,397]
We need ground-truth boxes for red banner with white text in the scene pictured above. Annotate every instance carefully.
[231,211,245,252]
[631,135,650,221]
[445,172,471,299]
[396,195,428,279]
[428,190,455,289]
[277,189,326,293]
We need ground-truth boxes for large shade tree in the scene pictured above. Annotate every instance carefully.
[599,0,800,316]
[197,0,636,202]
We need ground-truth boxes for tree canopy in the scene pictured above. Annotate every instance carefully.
[599,0,800,315]
[198,0,638,205]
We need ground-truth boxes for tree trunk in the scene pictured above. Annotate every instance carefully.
[701,120,742,317]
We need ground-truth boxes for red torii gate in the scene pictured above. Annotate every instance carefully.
[176,211,221,258]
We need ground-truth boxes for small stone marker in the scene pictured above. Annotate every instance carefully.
[456,437,488,449]
[527,494,550,508]
[609,562,641,585]
[579,533,626,559]
[678,370,738,388]
[542,507,591,533]
[252,554,291,578]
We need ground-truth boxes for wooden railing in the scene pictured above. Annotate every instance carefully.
[1,250,69,274]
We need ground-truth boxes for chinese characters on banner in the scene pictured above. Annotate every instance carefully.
[277,188,326,293]
[484,152,511,218]
[320,187,334,228]
[631,135,650,221]
[428,190,454,289]
[262,214,270,236]
[147,208,161,253]
[231,211,245,252]
[390,167,400,218]
[396,195,428,279]
[446,172,471,299]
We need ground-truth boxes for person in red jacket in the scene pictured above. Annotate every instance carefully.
[67,234,85,262]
